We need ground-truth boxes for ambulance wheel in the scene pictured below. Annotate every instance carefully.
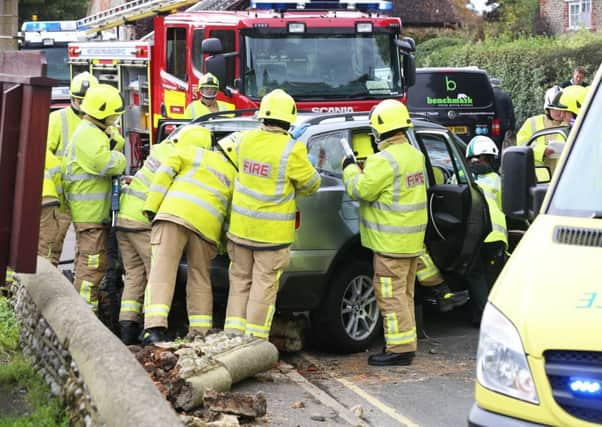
[311,260,381,354]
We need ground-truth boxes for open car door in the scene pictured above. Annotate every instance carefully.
[412,129,490,275]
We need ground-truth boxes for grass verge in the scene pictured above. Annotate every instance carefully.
[0,297,68,426]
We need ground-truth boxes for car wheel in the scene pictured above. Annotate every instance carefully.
[312,260,382,354]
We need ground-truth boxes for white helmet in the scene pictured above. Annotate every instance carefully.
[466,135,499,158]
[544,85,561,110]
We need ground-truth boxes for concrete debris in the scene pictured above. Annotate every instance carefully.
[310,414,326,422]
[350,404,364,418]
[203,389,267,418]
[180,414,208,426]
[269,315,307,352]
[206,414,240,427]
[290,400,305,409]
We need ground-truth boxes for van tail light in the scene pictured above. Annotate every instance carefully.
[492,118,501,137]
[295,211,301,229]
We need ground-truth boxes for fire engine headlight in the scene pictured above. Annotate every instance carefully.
[288,23,306,33]
[356,22,373,33]
[476,303,539,404]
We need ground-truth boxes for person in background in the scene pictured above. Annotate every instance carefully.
[38,150,65,266]
[185,73,234,119]
[516,86,566,167]
[142,127,237,345]
[490,78,516,151]
[62,84,126,313]
[342,99,427,367]
[559,66,588,88]
[464,136,508,325]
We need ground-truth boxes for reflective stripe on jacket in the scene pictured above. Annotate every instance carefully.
[475,171,508,249]
[184,101,211,120]
[343,136,427,255]
[118,142,175,225]
[144,146,236,244]
[516,114,566,165]
[63,120,126,224]
[47,107,81,160]
[228,128,321,244]
[42,150,63,205]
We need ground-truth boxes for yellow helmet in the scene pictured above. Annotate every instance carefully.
[171,124,212,149]
[257,89,297,125]
[550,85,588,116]
[70,72,98,99]
[200,73,220,88]
[369,99,413,139]
[81,84,124,121]
[216,132,240,167]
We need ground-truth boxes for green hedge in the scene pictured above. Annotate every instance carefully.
[415,31,602,127]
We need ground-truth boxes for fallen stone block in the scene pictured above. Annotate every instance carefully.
[203,389,267,418]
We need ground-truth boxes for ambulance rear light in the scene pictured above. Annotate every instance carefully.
[356,22,373,33]
[68,45,81,57]
[288,22,306,33]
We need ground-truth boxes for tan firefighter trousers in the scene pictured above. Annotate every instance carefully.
[373,254,418,353]
[416,250,444,287]
[224,241,290,339]
[73,224,109,313]
[144,221,217,333]
[38,205,61,266]
[116,229,151,323]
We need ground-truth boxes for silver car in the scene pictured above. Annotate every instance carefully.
[157,111,490,353]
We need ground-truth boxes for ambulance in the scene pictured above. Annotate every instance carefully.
[469,66,602,426]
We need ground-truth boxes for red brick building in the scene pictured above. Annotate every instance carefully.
[540,0,602,33]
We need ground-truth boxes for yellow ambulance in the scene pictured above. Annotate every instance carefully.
[469,66,602,426]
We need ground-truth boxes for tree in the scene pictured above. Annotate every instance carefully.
[482,0,542,35]
[19,0,88,24]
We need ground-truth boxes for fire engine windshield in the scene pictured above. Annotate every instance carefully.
[243,33,400,100]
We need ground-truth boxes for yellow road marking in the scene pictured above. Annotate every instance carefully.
[336,377,420,427]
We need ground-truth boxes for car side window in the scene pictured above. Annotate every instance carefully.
[307,130,348,176]
[415,132,468,185]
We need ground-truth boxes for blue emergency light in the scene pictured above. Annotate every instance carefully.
[22,20,78,32]
[569,378,602,396]
[250,0,392,12]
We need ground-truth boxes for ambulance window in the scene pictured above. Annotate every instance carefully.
[209,30,235,87]
[166,27,187,81]
[192,29,204,72]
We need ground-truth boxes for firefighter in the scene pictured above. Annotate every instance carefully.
[116,125,207,344]
[223,89,320,339]
[417,250,469,312]
[342,99,427,366]
[464,136,508,324]
[37,150,65,266]
[43,71,98,266]
[62,84,126,312]
[548,84,587,126]
[185,73,234,119]
[516,86,566,167]
[142,126,237,344]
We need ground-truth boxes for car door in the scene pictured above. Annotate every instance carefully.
[412,129,490,274]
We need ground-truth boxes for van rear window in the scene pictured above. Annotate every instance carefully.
[408,72,494,109]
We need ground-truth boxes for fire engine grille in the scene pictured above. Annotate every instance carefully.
[554,226,602,247]
[544,350,602,424]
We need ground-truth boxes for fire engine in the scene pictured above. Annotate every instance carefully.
[68,0,416,170]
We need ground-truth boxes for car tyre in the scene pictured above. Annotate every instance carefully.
[311,260,382,354]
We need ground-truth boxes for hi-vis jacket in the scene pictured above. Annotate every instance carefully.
[63,120,126,224]
[42,150,64,208]
[516,114,566,165]
[228,128,321,244]
[47,107,81,160]
[117,141,175,226]
[144,146,237,245]
[184,100,234,119]
[474,170,508,249]
[343,135,427,256]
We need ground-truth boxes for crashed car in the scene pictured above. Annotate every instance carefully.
[157,111,490,353]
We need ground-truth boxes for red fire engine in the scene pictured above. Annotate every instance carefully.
[69,0,416,170]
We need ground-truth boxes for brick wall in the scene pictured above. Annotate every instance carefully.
[541,0,602,33]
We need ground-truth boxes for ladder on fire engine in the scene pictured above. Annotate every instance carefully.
[76,0,202,34]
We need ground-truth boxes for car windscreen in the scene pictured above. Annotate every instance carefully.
[407,71,494,109]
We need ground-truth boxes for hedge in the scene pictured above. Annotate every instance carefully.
[415,31,602,127]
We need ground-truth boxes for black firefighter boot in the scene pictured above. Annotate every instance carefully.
[120,321,141,346]
[142,327,168,346]
[368,351,415,367]
[430,283,470,313]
